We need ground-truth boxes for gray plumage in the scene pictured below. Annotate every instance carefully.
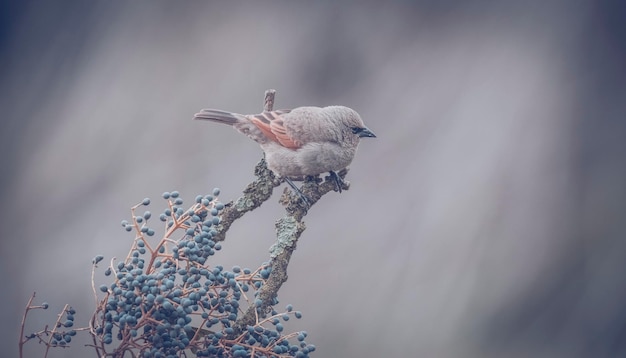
[193,105,375,178]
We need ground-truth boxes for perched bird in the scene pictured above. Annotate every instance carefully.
[194,105,375,202]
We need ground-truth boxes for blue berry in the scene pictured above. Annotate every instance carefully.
[162,192,171,199]
[93,255,104,264]
[171,191,180,198]
[260,269,270,279]
[142,198,151,206]
[103,334,113,344]
[42,302,49,309]
[212,188,220,196]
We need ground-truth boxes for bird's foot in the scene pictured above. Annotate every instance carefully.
[284,177,311,208]
[328,171,346,193]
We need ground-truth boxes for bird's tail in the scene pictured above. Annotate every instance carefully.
[193,109,244,125]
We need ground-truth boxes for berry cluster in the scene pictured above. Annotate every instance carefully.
[88,190,314,357]
[21,298,80,354]
[48,306,77,346]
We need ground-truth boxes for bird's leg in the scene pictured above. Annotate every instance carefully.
[284,177,310,207]
[328,171,345,193]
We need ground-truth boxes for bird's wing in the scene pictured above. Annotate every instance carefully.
[248,110,301,149]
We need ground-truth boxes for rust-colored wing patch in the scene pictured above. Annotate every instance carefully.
[270,118,301,149]
[248,110,300,149]
[249,115,277,143]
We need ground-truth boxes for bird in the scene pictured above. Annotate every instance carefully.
[193,105,376,204]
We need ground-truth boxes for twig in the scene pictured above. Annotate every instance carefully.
[19,292,36,358]
[45,304,70,358]
[264,89,276,112]
[90,262,99,310]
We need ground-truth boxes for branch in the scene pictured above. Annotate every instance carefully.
[225,90,350,335]
[213,158,281,242]
[19,292,36,358]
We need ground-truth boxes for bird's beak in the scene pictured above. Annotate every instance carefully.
[358,127,376,138]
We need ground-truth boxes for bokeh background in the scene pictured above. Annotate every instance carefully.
[2,1,625,357]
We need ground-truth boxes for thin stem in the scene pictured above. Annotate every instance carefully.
[19,292,36,358]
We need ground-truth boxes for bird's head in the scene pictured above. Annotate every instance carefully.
[330,106,376,141]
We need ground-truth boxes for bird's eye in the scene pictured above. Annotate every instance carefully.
[351,127,363,134]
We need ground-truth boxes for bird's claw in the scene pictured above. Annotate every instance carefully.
[328,171,345,193]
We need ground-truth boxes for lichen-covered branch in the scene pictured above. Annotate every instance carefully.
[230,169,348,334]
[212,158,282,242]
[205,90,350,336]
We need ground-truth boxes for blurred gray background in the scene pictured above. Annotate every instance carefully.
[2,1,625,357]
